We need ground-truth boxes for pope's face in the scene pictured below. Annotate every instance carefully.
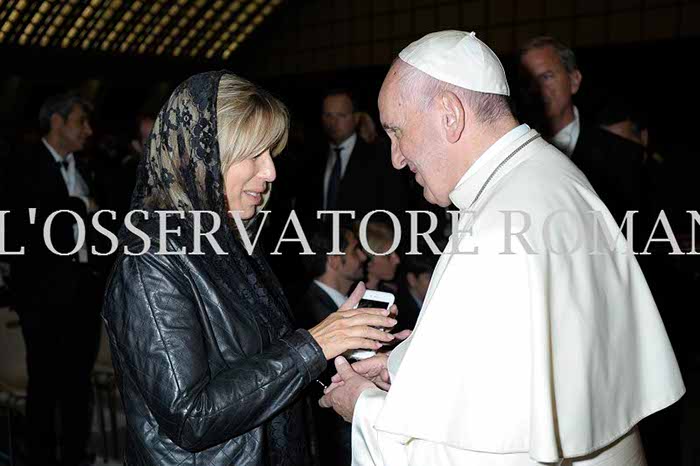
[378,71,452,207]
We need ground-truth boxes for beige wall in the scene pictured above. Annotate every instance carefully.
[241,0,700,76]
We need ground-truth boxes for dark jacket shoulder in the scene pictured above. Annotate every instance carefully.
[296,281,338,328]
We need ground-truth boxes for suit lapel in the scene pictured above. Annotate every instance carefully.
[39,144,70,198]
[571,122,597,165]
[75,158,93,196]
[311,282,339,319]
[339,138,367,194]
[315,148,330,208]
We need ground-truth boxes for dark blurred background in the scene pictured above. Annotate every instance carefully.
[1,0,698,150]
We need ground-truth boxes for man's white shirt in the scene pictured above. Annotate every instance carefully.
[314,280,347,308]
[550,106,580,157]
[42,138,91,263]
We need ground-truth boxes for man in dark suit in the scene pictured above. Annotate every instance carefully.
[9,92,103,466]
[518,36,646,225]
[596,98,690,466]
[297,227,367,333]
[297,228,367,466]
[394,254,437,333]
[297,89,410,233]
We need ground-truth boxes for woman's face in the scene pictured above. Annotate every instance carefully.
[368,244,401,282]
[224,149,276,220]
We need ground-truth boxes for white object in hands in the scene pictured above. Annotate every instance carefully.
[347,289,395,360]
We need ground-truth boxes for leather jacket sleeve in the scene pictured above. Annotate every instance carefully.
[103,250,327,452]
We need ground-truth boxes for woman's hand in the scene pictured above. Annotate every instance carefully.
[309,282,397,360]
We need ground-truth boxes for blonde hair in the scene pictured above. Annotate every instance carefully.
[364,222,395,256]
[216,74,289,213]
[217,73,289,168]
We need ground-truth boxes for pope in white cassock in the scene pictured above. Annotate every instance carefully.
[319,30,685,465]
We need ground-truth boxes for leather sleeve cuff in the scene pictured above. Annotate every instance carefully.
[281,329,327,383]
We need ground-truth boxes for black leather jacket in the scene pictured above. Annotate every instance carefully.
[102,229,327,465]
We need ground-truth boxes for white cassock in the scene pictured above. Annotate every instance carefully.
[351,124,685,465]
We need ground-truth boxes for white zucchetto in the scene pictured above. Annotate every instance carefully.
[398,30,510,96]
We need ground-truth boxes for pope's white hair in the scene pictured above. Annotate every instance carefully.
[392,59,512,124]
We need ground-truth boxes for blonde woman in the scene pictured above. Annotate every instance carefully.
[362,221,401,292]
[102,72,396,465]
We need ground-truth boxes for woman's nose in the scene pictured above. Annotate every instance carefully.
[258,153,276,182]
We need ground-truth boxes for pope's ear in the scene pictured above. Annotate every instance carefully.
[440,91,465,144]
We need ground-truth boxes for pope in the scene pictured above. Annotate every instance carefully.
[319,30,684,466]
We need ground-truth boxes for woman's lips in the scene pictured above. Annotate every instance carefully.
[244,191,262,204]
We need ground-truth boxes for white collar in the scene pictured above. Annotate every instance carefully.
[42,138,74,165]
[551,106,580,157]
[314,280,347,308]
[331,132,357,154]
[448,124,531,209]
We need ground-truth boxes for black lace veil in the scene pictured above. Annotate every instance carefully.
[126,71,234,243]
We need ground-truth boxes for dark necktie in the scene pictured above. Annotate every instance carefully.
[326,147,342,210]
[57,159,69,171]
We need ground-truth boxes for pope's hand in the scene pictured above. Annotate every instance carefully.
[329,352,391,391]
[318,356,376,423]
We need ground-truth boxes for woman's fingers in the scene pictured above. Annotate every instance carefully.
[340,306,391,318]
[339,282,365,311]
[343,337,384,351]
[360,327,395,343]
[388,304,398,318]
[310,295,399,360]
[392,329,412,341]
[345,314,397,330]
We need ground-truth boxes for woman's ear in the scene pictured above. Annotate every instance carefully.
[440,91,465,144]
